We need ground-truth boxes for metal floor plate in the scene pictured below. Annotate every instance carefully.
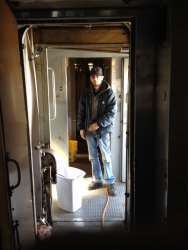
[52,178,125,223]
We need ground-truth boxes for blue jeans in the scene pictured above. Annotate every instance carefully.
[86,132,115,185]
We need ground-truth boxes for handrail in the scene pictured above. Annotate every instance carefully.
[48,67,56,120]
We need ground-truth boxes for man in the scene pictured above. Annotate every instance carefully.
[77,66,116,196]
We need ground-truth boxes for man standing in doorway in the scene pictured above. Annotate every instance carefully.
[77,66,116,196]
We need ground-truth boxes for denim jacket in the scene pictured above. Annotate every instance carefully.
[77,80,116,135]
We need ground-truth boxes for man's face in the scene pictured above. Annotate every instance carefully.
[90,74,104,88]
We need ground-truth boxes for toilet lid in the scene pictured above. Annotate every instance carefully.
[57,167,85,179]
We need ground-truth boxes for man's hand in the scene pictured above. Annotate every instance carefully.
[88,122,99,132]
[80,129,86,140]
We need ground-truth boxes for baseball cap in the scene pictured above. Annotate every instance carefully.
[90,66,103,76]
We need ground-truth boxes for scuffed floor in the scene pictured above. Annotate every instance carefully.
[51,178,126,234]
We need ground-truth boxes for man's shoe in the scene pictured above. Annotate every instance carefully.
[88,181,104,190]
[107,184,116,196]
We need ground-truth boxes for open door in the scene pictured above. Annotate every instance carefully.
[0,1,36,249]
[47,49,69,167]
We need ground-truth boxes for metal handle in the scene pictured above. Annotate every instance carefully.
[48,67,56,120]
[6,153,21,196]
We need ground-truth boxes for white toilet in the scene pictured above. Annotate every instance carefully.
[56,167,86,212]
[41,148,86,212]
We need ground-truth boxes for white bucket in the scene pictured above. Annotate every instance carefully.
[56,167,86,212]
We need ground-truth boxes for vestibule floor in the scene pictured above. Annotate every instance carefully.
[51,155,126,236]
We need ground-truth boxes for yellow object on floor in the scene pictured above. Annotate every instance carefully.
[69,140,78,162]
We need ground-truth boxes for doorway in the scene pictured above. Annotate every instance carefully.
[45,48,129,231]
[23,22,130,234]
[68,57,111,177]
